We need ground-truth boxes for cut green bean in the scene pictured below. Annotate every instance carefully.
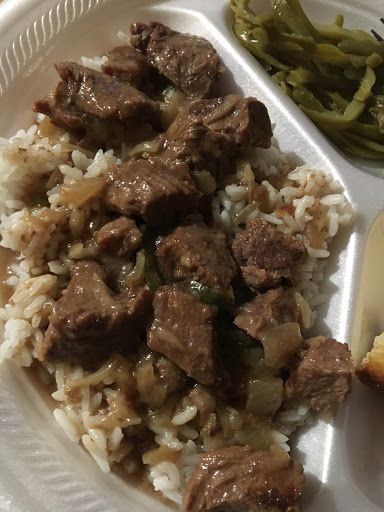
[230,0,384,159]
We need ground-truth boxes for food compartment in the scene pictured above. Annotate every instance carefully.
[0,1,382,511]
[229,0,384,175]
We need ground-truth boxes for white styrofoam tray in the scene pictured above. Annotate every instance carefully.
[0,0,383,511]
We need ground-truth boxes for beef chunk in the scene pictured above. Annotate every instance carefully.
[159,95,273,175]
[156,224,236,293]
[102,45,153,89]
[184,445,304,512]
[96,217,142,257]
[39,260,152,367]
[148,285,215,385]
[234,287,299,340]
[186,95,272,147]
[130,21,221,99]
[34,62,161,148]
[285,336,353,412]
[232,219,306,290]
[105,158,201,226]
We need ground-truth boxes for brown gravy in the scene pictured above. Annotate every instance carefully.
[0,247,16,306]
[25,362,178,510]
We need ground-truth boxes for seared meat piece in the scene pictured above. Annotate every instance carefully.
[39,261,151,367]
[184,445,304,512]
[285,336,353,412]
[148,285,215,385]
[232,219,306,290]
[156,224,236,293]
[159,95,273,175]
[105,158,201,226]
[96,217,142,257]
[130,21,221,99]
[34,62,161,148]
[234,287,299,340]
[186,95,272,147]
[102,45,153,89]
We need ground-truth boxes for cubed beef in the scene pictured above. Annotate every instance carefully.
[184,445,304,512]
[130,21,221,99]
[234,287,299,340]
[105,158,201,226]
[38,260,152,367]
[148,285,215,385]
[285,336,353,412]
[96,217,142,257]
[158,95,273,176]
[102,45,153,89]
[232,219,306,290]
[34,62,161,148]
[186,95,273,147]
[156,224,236,293]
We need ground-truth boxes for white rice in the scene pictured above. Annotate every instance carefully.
[0,113,354,507]
[171,406,198,426]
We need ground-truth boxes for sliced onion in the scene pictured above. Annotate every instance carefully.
[193,170,217,194]
[60,176,105,207]
[258,322,302,368]
[293,289,312,329]
[246,377,283,417]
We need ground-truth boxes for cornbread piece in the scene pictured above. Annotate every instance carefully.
[356,332,384,391]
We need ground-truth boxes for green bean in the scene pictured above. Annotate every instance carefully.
[233,22,291,71]
[366,53,383,69]
[225,329,255,349]
[333,15,344,28]
[314,44,364,67]
[350,121,384,142]
[230,0,384,159]
[140,228,163,293]
[300,98,365,129]
[271,0,319,40]
[344,132,384,153]
[231,0,266,26]
[354,67,376,102]
[293,85,325,112]
[324,91,350,111]
[319,122,384,159]
[186,280,232,308]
